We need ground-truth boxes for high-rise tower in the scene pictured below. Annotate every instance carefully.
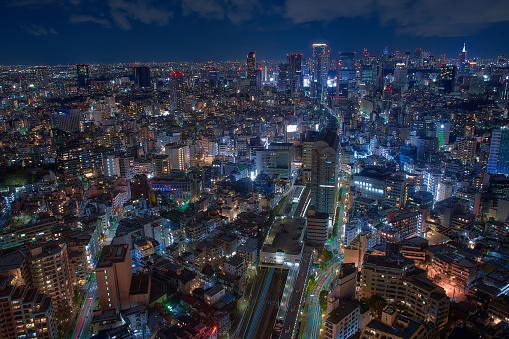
[133,66,151,88]
[170,71,186,111]
[310,128,339,224]
[488,125,509,175]
[287,53,303,92]
[246,51,256,86]
[76,64,91,90]
[312,44,330,99]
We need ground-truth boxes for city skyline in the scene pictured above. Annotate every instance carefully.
[1,0,509,64]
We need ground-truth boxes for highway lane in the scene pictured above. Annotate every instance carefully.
[72,217,119,338]
[72,281,97,339]
[300,261,342,339]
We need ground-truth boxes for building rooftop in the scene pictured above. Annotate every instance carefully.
[129,273,150,295]
[365,313,431,339]
[96,244,129,268]
[261,217,305,256]
[225,254,244,268]
[326,299,359,324]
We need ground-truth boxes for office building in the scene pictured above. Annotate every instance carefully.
[287,53,303,91]
[488,125,509,175]
[133,66,151,88]
[0,277,58,339]
[34,65,49,88]
[358,254,415,302]
[170,71,186,111]
[306,209,328,246]
[416,137,438,163]
[255,143,293,180]
[312,44,330,98]
[311,128,339,222]
[77,64,91,90]
[246,51,256,86]
[96,244,133,311]
[51,109,83,133]
[439,64,456,94]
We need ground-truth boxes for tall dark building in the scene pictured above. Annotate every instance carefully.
[311,128,339,224]
[34,65,49,89]
[439,64,456,94]
[287,53,303,92]
[76,64,91,90]
[338,52,356,71]
[312,44,330,99]
[246,51,256,85]
[133,66,151,88]
[278,63,290,91]
[170,72,186,111]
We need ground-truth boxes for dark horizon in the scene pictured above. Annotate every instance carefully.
[1,0,509,65]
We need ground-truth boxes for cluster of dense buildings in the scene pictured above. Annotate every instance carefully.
[0,43,507,339]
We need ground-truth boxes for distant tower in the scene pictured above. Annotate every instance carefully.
[439,65,456,94]
[459,43,467,63]
[77,64,91,90]
[287,53,303,92]
[246,51,256,86]
[362,48,370,64]
[312,44,330,99]
[458,43,468,75]
[170,72,186,111]
[133,66,151,88]
[34,65,49,89]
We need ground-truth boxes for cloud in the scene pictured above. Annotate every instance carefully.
[107,0,173,30]
[283,0,509,37]
[21,24,59,36]
[5,0,62,7]
[182,0,261,24]
[69,14,111,27]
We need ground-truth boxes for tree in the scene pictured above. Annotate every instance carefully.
[367,294,387,318]
[319,290,328,313]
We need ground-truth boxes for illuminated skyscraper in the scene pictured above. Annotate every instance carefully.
[311,128,339,224]
[287,53,303,92]
[362,48,370,64]
[439,65,456,94]
[458,43,467,64]
[488,125,509,175]
[436,122,450,146]
[34,65,49,89]
[133,66,151,88]
[76,64,90,90]
[246,51,256,86]
[170,71,186,111]
[312,44,330,99]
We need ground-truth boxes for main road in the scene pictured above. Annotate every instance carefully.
[72,218,120,338]
[299,261,342,339]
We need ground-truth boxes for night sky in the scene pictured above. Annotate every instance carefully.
[1,0,509,65]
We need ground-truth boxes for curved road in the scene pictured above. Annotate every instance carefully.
[300,261,342,339]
